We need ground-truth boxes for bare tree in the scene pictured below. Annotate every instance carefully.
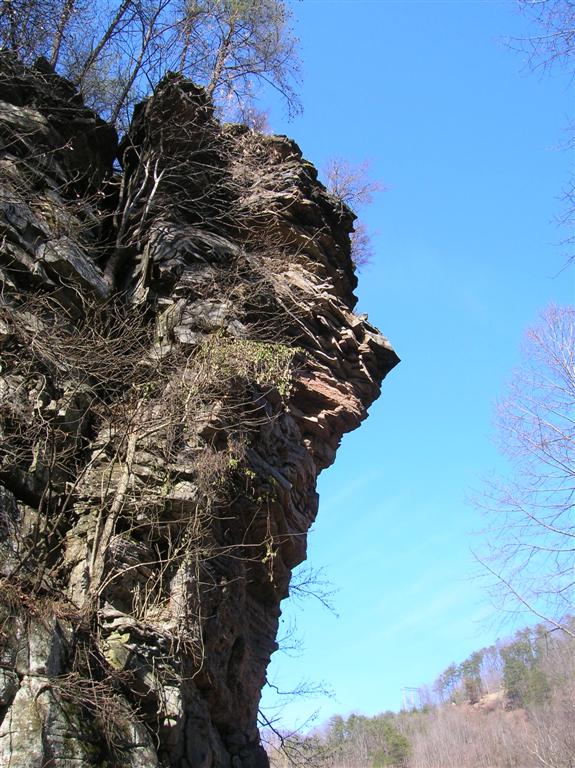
[0,0,300,129]
[476,304,575,635]
[323,157,383,270]
[514,0,575,74]
[511,1,575,263]
[324,158,382,211]
[190,0,299,112]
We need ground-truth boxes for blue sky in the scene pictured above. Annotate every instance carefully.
[260,0,575,729]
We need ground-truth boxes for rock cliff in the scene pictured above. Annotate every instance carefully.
[0,54,399,768]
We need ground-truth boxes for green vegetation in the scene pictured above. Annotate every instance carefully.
[326,713,409,767]
[200,336,300,398]
[500,628,550,709]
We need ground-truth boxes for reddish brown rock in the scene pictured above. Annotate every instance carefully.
[0,60,398,767]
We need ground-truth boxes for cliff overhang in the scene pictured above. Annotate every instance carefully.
[0,54,399,768]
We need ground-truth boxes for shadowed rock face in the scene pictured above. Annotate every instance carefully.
[0,55,399,768]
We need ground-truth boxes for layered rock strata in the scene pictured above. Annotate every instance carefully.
[0,54,399,768]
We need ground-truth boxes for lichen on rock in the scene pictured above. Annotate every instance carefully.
[0,55,399,767]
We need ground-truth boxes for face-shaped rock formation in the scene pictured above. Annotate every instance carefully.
[0,54,399,767]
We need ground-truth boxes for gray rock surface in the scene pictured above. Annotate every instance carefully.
[0,55,399,767]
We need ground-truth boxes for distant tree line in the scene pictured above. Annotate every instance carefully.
[265,618,575,768]
[427,622,562,711]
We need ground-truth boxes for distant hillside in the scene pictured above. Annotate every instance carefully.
[266,619,575,767]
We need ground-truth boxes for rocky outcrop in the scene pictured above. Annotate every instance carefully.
[0,54,399,767]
